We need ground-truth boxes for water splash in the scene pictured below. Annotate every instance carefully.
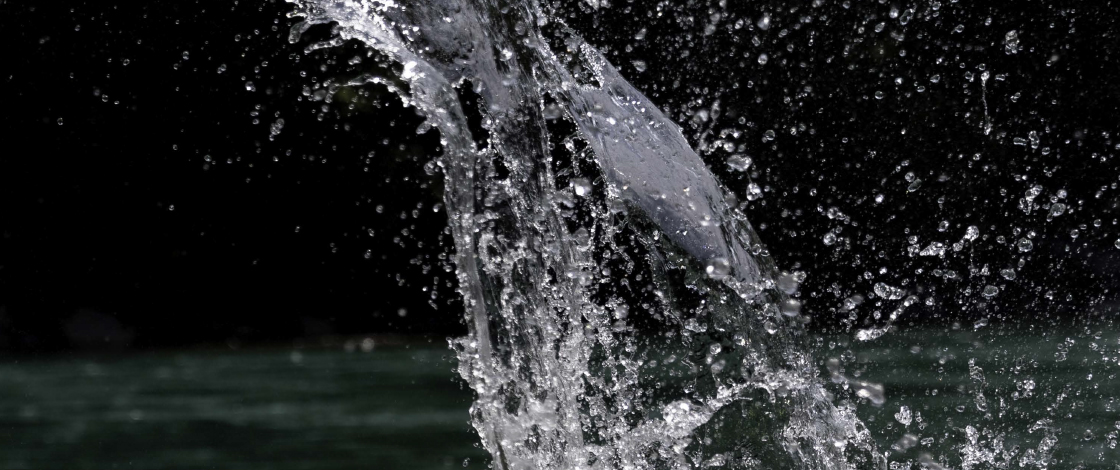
[288,1,881,468]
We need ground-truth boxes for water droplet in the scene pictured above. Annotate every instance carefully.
[919,242,946,257]
[892,433,918,452]
[840,295,864,312]
[756,14,771,31]
[918,453,949,470]
[726,155,752,171]
[1047,203,1066,219]
[964,225,979,241]
[1026,184,1043,201]
[894,406,912,426]
[907,178,922,192]
[822,232,837,246]
[1004,30,1020,54]
[777,272,799,294]
[874,91,885,100]
[856,327,886,342]
[571,178,592,197]
[269,118,285,140]
[898,8,914,25]
[982,285,999,298]
[779,299,801,317]
[631,60,647,72]
[745,182,763,201]
[1000,268,1017,280]
[854,381,886,406]
[245,81,256,92]
[964,317,985,333]
[56,118,63,126]
[217,64,227,74]
[757,53,769,65]
[705,257,731,279]
[1016,238,1034,252]
[873,282,904,300]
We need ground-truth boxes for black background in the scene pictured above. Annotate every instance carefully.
[2,0,1118,353]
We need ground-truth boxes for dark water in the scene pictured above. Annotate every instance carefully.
[0,345,487,470]
[1,328,1116,469]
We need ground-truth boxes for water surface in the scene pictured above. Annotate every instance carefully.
[2,327,1115,469]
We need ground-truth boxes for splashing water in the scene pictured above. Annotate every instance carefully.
[289,1,882,468]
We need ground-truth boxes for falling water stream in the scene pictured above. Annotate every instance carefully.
[286,1,1116,469]
[287,1,880,468]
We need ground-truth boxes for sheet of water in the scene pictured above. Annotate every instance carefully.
[285,1,1118,469]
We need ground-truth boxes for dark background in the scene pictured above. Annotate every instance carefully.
[2,0,1118,353]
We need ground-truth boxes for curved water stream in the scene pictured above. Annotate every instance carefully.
[288,1,882,469]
